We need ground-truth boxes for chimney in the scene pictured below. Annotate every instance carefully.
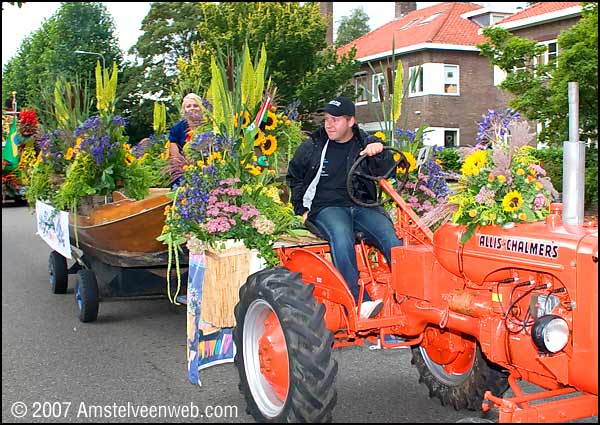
[395,2,417,18]
[320,2,334,46]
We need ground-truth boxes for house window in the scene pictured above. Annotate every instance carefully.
[409,66,423,95]
[401,18,420,30]
[372,73,385,102]
[444,130,458,147]
[444,65,459,94]
[418,12,442,25]
[544,41,558,67]
[354,73,369,103]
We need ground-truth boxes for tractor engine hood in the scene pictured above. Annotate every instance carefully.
[433,208,598,286]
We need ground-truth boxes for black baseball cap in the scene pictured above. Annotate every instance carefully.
[317,96,355,117]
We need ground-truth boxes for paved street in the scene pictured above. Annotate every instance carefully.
[2,204,597,423]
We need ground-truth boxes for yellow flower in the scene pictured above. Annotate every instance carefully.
[535,182,543,190]
[488,212,496,221]
[518,212,527,221]
[123,143,131,151]
[241,111,251,129]
[164,205,171,216]
[261,135,278,156]
[125,153,135,165]
[374,131,386,141]
[517,168,525,176]
[488,174,495,182]
[461,150,487,176]
[265,111,278,131]
[468,209,477,218]
[396,151,417,173]
[497,175,506,183]
[245,164,261,176]
[65,147,75,161]
[254,129,265,147]
[75,137,83,148]
[502,190,523,212]
[527,175,535,183]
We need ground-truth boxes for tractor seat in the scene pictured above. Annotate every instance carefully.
[304,220,368,244]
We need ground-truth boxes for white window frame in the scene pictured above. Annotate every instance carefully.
[408,66,423,96]
[371,72,385,102]
[534,40,559,68]
[354,72,369,104]
[443,65,459,95]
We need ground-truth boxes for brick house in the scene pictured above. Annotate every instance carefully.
[335,2,582,147]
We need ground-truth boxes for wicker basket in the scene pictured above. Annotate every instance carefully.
[200,241,265,328]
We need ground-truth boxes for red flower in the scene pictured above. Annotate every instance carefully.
[18,109,38,135]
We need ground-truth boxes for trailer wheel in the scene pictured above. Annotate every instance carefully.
[234,267,338,422]
[49,251,68,294]
[75,269,99,323]
[411,328,508,411]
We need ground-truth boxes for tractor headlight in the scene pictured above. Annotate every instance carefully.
[532,315,569,354]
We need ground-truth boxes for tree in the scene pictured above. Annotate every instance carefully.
[117,2,206,142]
[477,3,597,145]
[176,2,360,122]
[335,6,370,47]
[2,2,122,129]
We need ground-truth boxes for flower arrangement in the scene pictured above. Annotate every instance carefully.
[25,62,158,212]
[158,44,304,285]
[447,109,555,243]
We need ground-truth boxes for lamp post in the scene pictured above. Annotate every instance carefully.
[74,50,106,70]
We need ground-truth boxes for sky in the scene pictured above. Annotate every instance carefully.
[2,2,527,68]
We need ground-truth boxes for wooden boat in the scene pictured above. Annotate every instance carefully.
[69,188,184,268]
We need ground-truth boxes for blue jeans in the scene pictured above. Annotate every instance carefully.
[311,206,402,302]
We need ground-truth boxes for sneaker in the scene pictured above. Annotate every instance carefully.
[358,299,383,319]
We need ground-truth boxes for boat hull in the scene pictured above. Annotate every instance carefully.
[68,189,183,268]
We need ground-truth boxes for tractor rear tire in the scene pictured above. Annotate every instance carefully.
[234,267,338,422]
[411,337,508,411]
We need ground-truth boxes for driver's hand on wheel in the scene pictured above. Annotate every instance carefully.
[359,142,384,157]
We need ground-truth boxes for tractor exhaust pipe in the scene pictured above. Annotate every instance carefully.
[562,82,585,225]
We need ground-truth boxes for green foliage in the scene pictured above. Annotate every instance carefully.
[2,3,122,116]
[335,6,370,47]
[436,148,462,173]
[175,2,360,120]
[118,2,206,140]
[532,146,598,209]
[478,4,598,146]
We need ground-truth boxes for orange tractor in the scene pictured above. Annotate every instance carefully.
[233,147,598,423]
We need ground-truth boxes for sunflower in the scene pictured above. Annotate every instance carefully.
[396,151,417,174]
[502,190,523,212]
[254,129,265,147]
[241,111,251,129]
[461,150,487,176]
[265,111,278,131]
[261,134,277,156]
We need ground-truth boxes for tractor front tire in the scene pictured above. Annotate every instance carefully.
[234,267,338,422]
[411,335,508,411]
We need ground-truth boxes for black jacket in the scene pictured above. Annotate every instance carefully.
[286,124,395,218]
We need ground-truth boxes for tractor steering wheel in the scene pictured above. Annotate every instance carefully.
[346,146,410,208]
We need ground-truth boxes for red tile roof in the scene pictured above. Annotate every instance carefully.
[497,2,581,24]
[337,2,487,60]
